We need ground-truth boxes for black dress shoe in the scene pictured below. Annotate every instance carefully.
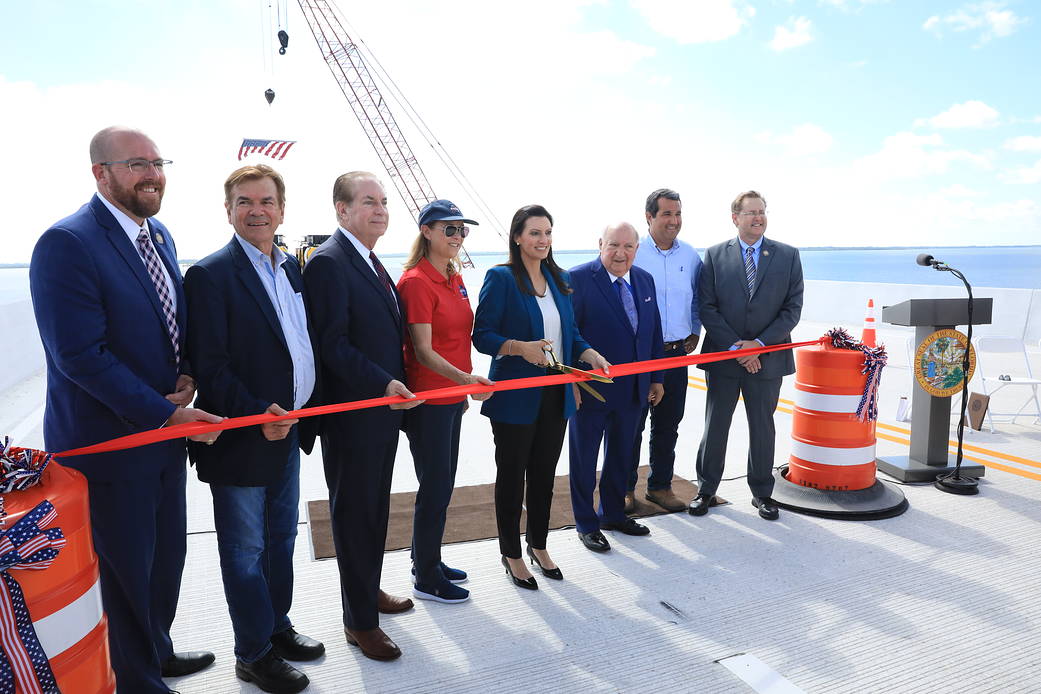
[501,556,538,590]
[235,650,308,694]
[161,651,215,678]
[688,493,713,517]
[578,530,611,553]
[526,545,563,580]
[752,496,780,520]
[271,627,325,662]
[602,518,651,536]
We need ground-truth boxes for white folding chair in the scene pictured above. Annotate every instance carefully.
[973,336,1041,432]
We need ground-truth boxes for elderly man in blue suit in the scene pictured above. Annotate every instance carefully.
[568,222,665,552]
[30,126,223,693]
[184,164,324,694]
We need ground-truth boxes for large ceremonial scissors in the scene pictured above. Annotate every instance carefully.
[542,345,612,403]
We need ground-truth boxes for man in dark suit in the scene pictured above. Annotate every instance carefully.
[568,223,665,552]
[302,171,422,662]
[30,126,222,693]
[184,164,323,693]
[690,191,803,521]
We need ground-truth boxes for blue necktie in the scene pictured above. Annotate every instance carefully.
[744,246,756,296]
[615,278,638,333]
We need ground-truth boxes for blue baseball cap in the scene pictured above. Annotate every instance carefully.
[418,199,479,228]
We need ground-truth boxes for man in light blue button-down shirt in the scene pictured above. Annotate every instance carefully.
[630,188,703,512]
[184,165,324,691]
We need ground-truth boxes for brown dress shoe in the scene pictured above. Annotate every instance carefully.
[623,492,636,515]
[378,590,414,614]
[345,627,402,661]
[645,488,688,512]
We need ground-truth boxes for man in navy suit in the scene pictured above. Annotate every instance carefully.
[302,172,421,662]
[690,191,803,521]
[30,126,222,693]
[568,222,665,553]
[184,164,324,693]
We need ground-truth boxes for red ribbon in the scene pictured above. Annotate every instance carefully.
[55,338,823,458]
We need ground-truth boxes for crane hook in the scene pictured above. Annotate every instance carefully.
[265,88,276,105]
[278,30,289,55]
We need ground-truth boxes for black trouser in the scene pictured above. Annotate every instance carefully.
[321,434,397,631]
[490,385,566,558]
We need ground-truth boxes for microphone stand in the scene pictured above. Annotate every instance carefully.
[927,260,980,495]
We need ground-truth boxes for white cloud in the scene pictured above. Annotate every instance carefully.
[819,0,889,9]
[1003,136,1041,152]
[939,184,984,198]
[855,131,992,180]
[758,123,834,156]
[915,100,1000,129]
[1000,159,1041,184]
[770,17,814,51]
[630,0,755,44]
[923,2,1026,44]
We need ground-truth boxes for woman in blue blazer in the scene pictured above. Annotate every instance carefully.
[473,204,609,589]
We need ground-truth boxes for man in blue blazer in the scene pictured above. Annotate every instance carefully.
[691,191,804,521]
[302,172,421,662]
[30,126,222,693]
[568,223,665,552]
[184,164,323,693]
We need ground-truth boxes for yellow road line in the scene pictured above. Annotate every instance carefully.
[689,380,1041,480]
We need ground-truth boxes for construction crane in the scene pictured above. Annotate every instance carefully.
[294,0,482,267]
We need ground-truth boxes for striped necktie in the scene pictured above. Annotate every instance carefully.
[136,227,180,363]
[744,246,756,296]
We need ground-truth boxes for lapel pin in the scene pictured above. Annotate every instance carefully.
[644,296,651,302]
[762,249,769,256]
[155,231,166,245]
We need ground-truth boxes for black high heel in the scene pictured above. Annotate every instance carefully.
[501,556,538,590]
[526,546,564,580]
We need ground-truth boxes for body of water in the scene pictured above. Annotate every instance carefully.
[3,246,1039,304]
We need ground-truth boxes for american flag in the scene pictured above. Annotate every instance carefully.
[238,139,297,161]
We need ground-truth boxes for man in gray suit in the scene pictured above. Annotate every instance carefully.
[689,191,803,520]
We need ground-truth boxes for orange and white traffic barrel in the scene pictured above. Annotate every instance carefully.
[771,328,908,520]
[786,341,877,491]
[1,445,115,694]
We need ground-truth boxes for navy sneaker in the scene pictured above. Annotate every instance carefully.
[413,580,470,604]
[440,562,468,584]
[412,562,468,584]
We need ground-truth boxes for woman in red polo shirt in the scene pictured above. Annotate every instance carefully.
[397,199,493,605]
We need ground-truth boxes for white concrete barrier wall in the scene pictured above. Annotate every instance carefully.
[801,280,1041,345]
[2,299,44,392]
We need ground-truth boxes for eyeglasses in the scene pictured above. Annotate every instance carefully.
[737,210,767,217]
[442,224,470,238]
[100,158,173,175]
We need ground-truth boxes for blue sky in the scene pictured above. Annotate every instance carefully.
[2,0,1038,262]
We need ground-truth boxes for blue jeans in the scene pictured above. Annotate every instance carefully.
[210,430,300,663]
[631,351,688,491]
[405,402,464,587]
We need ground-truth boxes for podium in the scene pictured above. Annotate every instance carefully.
[877,298,992,482]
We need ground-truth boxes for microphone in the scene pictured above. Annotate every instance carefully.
[916,253,939,267]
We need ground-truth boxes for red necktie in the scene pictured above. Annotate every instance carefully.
[369,251,399,316]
